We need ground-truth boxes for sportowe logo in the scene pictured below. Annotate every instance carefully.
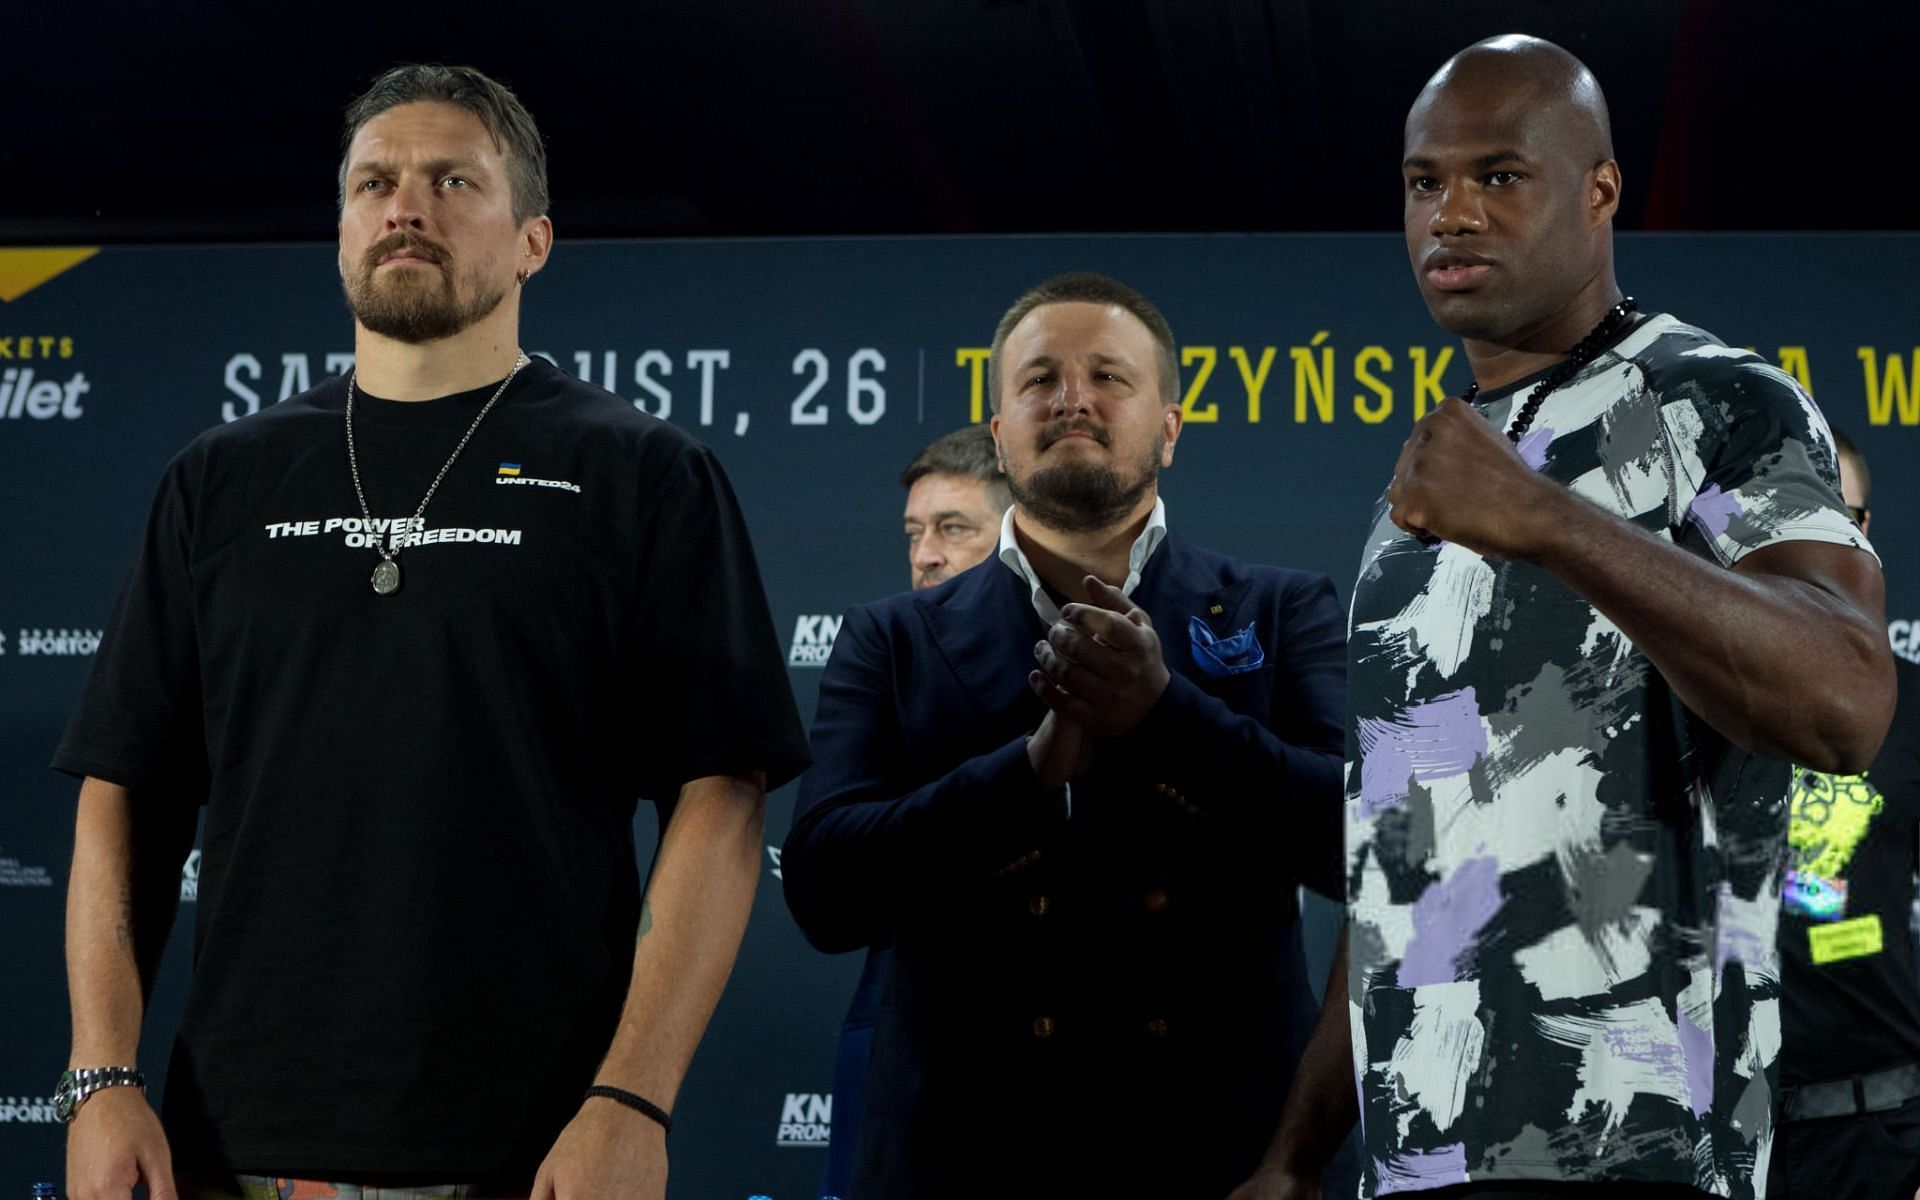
[776,1092,832,1148]
[788,615,842,667]
[181,850,201,902]
[0,1095,57,1123]
[13,628,102,656]
[766,845,782,879]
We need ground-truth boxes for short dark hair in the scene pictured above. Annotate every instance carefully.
[988,272,1180,411]
[339,64,549,224]
[1831,425,1870,506]
[901,425,1012,510]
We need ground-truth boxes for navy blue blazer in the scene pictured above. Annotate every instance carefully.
[783,532,1345,1197]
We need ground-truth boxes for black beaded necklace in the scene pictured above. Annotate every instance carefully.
[1464,296,1639,443]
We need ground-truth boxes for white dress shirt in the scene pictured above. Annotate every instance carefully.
[995,496,1168,626]
[995,496,1168,818]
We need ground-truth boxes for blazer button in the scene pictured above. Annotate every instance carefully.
[1145,1018,1170,1037]
[1029,894,1050,917]
[1032,1016,1055,1039]
[1142,887,1170,915]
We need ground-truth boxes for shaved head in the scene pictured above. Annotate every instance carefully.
[1401,34,1625,351]
[1410,35,1614,169]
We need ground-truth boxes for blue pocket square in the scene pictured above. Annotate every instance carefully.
[1187,615,1266,678]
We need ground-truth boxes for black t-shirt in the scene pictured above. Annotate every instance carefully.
[54,358,808,1178]
[1779,655,1920,1087]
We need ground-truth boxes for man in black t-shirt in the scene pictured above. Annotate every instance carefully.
[54,66,807,1200]
[1772,430,1920,1199]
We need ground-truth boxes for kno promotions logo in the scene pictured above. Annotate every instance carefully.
[776,1092,832,1148]
[788,615,842,667]
[0,1095,57,1124]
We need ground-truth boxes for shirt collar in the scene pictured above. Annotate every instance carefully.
[996,496,1168,626]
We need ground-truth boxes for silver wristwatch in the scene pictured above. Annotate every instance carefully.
[54,1066,146,1123]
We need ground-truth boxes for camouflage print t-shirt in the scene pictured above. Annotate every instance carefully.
[1344,313,1873,1198]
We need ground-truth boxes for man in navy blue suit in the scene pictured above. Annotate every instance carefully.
[783,272,1347,1197]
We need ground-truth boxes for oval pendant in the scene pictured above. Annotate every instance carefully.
[371,559,401,596]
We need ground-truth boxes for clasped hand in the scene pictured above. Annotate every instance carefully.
[1028,575,1172,742]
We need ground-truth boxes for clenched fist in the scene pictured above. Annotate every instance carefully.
[1386,396,1567,559]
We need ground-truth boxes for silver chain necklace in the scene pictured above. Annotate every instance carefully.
[345,352,529,596]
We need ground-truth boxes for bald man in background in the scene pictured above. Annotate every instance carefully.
[1235,34,1892,1200]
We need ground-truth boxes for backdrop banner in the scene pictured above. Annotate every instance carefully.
[3,233,1916,1198]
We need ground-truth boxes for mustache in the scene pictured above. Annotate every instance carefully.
[1037,417,1111,450]
[363,232,450,271]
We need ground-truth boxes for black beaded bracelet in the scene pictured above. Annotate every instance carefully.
[584,1084,673,1134]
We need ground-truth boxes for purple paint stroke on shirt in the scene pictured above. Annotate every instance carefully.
[1688,483,1744,540]
[1516,424,1556,470]
[1357,688,1488,815]
[1603,1021,1681,1066]
[1679,1009,1715,1117]
[1397,855,1503,986]
[1375,1143,1470,1191]
[1712,882,1774,975]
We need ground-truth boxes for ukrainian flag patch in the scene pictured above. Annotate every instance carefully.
[497,462,522,476]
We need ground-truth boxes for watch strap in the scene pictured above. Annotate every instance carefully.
[58,1066,146,1122]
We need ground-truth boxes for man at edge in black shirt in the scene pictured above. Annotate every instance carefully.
[1773,428,1920,1199]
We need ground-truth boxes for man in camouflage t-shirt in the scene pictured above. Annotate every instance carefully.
[1244,35,1897,1200]
[1347,308,1873,1198]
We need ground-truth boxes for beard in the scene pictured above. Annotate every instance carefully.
[1009,418,1163,535]
[343,234,508,344]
